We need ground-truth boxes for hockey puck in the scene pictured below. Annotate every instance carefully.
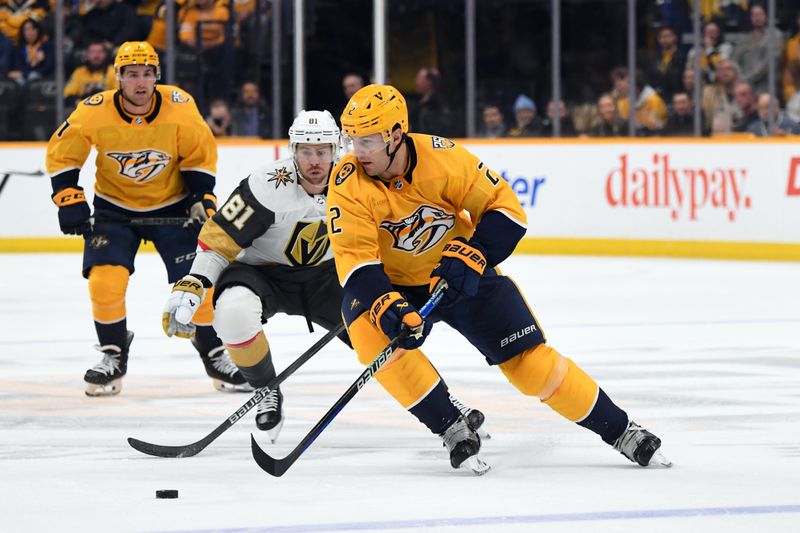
[155,489,179,499]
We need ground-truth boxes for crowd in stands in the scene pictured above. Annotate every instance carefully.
[0,0,799,140]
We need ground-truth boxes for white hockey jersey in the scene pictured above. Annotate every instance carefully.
[192,157,332,285]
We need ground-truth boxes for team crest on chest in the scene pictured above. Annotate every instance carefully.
[284,220,330,266]
[267,166,294,188]
[379,205,455,255]
[106,149,171,183]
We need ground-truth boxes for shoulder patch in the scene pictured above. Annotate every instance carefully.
[266,165,295,188]
[335,162,356,185]
[171,90,191,103]
[431,136,455,150]
[83,93,104,106]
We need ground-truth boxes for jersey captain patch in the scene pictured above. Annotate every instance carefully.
[284,220,330,266]
[267,166,294,188]
[379,205,455,255]
[106,149,171,182]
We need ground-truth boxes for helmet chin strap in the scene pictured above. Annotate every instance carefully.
[369,134,404,178]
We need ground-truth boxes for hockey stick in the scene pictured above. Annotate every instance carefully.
[127,323,345,458]
[91,216,190,226]
[251,284,446,477]
[0,169,44,197]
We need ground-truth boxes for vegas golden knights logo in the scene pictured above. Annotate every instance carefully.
[379,205,455,255]
[284,220,330,266]
[106,149,171,183]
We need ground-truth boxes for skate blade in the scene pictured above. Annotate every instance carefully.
[648,451,673,468]
[462,455,491,476]
[476,426,491,440]
[212,379,254,393]
[85,379,122,397]
[266,418,285,444]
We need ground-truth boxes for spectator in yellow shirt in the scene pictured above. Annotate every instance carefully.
[64,41,117,107]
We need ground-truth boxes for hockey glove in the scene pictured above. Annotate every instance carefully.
[162,275,206,338]
[183,192,217,236]
[52,186,91,235]
[370,291,432,350]
[430,237,487,308]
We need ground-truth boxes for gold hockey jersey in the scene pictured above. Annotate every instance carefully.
[46,85,216,211]
[327,133,527,287]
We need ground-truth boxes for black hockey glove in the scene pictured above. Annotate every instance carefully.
[370,291,432,350]
[52,186,91,235]
[429,237,487,308]
[183,192,217,236]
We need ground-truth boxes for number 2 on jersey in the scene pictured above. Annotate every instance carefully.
[220,194,255,230]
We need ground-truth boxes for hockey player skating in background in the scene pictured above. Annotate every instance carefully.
[162,110,488,442]
[46,41,247,397]
[329,84,671,472]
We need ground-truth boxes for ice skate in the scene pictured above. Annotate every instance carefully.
[440,415,491,475]
[613,420,672,467]
[193,339,252,392]
[449,394,491,439]
[255,387,284,443]
[84,331,134,397]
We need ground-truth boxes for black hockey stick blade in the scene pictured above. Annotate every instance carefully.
[127,324,344,458]
[251,285,445,476]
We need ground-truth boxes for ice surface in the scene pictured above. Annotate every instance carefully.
[1,253,798,533]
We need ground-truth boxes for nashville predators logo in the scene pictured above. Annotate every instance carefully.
[267,166,294,188]
[379,205,455,255]
[106,149,171,183]
[284,220,330,266]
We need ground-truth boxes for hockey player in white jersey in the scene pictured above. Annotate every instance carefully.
[162,110,487,443]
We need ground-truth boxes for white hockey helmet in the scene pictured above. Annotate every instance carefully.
[288,110,342,157]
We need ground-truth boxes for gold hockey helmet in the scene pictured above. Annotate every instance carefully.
[340,84,408,142]
[114,41,161,79]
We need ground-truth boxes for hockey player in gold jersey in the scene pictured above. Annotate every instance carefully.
[46,41,248,396]
[329,84,671,472]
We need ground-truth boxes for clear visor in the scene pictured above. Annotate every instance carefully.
[348,133,388,157]
[294,144,334,164]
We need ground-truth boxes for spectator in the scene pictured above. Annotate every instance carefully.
[146,0,188,72]
[63,40,116,107]
[787,90,800,123]
[205,98,231,137]
[686,21,734,83]
[342,72,364,101]
[410,66,452,137]
[747,92,800,137]
[663,92,700,136]
[650,24,686,102]
[0,0,47,43]
[76,0,140,49]
[541,98,576,137]
[8,18,53,85]
[591,93,629,137]
[478,103,506,138]
[783,12,800,104]
[0,31,11,79]
[701,58,738,132]
[180,0,230,102]
[732,4,784,95]
[506,94,542,137]
[231,81,270,138]
[732,80,758,132]
[682,67,706,97]
[614,67,668,132]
